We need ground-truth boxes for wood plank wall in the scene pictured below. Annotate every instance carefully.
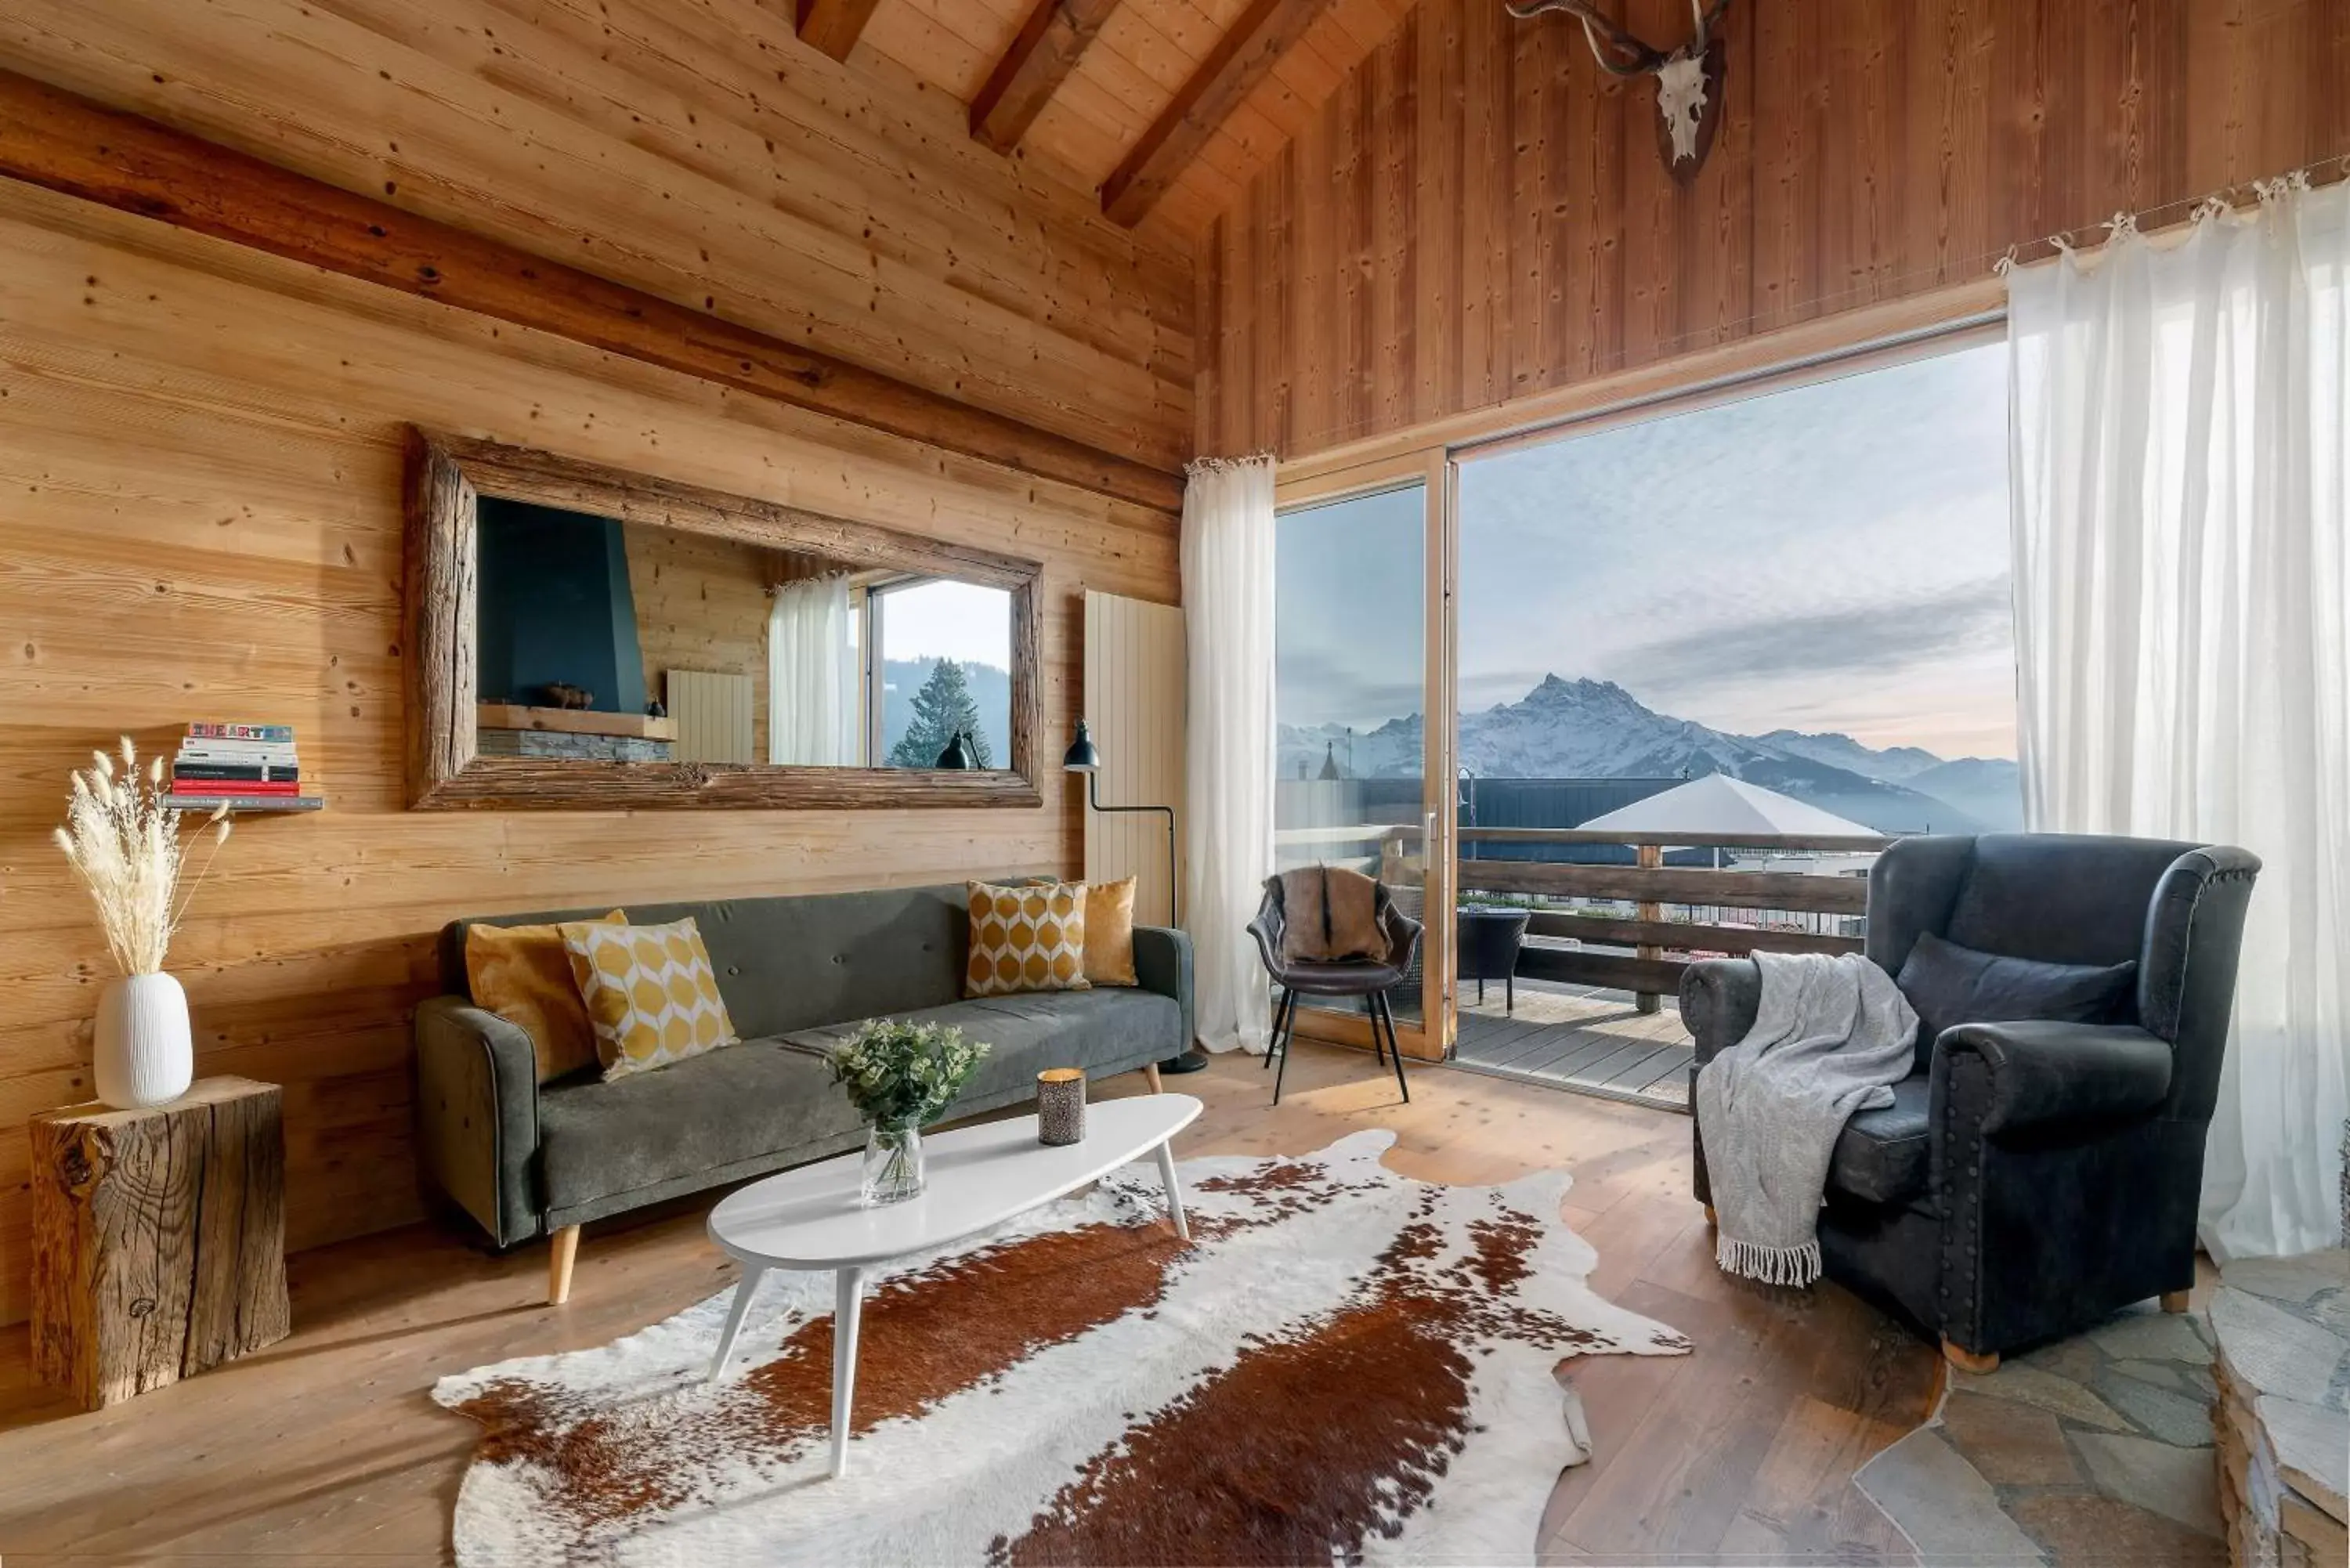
[1195,0,2350,457]
[0,0,1191,1326]
[0,0,1194,471]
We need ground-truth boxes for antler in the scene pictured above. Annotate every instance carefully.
[1688,0,1732,54]
[1503,0,1667,77]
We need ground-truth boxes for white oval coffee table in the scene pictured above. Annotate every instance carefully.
[704,1092,1202,1478]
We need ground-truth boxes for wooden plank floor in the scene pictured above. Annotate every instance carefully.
[1458,977,1697,1112]
[0,1046,1932,1564]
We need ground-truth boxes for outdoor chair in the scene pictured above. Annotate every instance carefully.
[1457,905,1531,1012]
[1248,873,1420,1107]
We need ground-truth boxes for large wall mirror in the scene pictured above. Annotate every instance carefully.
[403,430,1042,810]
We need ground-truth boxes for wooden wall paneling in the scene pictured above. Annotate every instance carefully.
[0,171,1177,1326]
[400,0,1173,373]
[1199,0,2346,460]
[1456,0,1506,417]
[0,67,1182,511]
[1338,42,1375,439]
[0,0,1193,468]
[1407,2,1445,428]
[1371,20,1414,438]
[795,0,887,62]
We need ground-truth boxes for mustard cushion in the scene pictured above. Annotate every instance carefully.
[466,909,626,1083]
[562,916,740,1082]
[965,880,1091,997]
[1083,876,1140,988]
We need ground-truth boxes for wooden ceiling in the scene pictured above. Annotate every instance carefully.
[797,0,1415,238]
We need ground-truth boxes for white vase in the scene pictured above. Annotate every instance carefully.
[94,972,193,1110]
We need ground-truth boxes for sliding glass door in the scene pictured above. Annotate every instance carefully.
[1272,453,1453,1058]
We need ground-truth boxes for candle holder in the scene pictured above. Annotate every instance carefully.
[1036,1068,1086,1147]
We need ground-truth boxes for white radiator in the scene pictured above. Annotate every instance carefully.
[666,669,755,764]
[1083,591,1187,927]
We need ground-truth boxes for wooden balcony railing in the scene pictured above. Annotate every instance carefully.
[1271,820,1893,1015]
[1457,826,1891,1013]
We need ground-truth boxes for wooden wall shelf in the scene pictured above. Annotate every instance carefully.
[475,702,679,741]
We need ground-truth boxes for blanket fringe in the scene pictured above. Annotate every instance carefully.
[1715,1234,1822,1288]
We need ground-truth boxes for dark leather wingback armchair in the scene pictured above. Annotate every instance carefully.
[1682,833,2259,1370]
[1247,875,1422,1107]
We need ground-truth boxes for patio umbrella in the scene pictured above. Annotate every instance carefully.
[1576,772,1878,839]
[1577,774,1878,867]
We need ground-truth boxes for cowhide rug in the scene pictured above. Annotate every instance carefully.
[435,1130,1690,1566]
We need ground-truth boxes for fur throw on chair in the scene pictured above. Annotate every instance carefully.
[1277,865,1390,965]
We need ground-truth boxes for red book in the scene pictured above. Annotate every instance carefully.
[170,779,304,797]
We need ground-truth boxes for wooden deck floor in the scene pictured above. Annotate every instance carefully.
[1455,977,1695,1112]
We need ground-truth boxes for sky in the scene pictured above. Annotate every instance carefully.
[878,578,1012,672]
[1277,340,2020,762]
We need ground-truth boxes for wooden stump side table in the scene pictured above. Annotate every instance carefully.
[31,1076,291,1409]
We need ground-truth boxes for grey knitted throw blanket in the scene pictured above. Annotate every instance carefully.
[1696,952,1919,1286]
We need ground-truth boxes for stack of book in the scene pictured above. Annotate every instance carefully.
[167,723,321,811]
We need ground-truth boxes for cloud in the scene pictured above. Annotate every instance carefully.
[1600,576,2013,699]
[1276,641,1427,730]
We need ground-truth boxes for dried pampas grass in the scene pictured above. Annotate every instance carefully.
[54,736,231,977]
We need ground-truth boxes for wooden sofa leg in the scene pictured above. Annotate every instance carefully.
[1142,1063,1164,1094]
[548,1224,580,1305]
[1942,1338,1999,1375]
[2159,1289,2192,1313]
[1703,1204,1717,1228]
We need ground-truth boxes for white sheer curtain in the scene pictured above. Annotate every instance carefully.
[1181,455,1278,1054]
[2007,175,2348,1260]
[766,573,858,767]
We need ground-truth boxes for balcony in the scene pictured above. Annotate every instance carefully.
[1455,825,1891,1112]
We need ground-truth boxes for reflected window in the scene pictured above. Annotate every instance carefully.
[869,578,1014,769]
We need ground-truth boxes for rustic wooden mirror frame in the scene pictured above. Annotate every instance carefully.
[402,428,1043,811]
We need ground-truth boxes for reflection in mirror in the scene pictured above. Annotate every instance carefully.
[470,496,1014,771]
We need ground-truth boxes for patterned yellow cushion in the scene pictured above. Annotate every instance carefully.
[466,909,627,1083]
[965,880,1091,997]
[562,916,739,1081]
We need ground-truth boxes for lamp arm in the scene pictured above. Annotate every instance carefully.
[1086,772,1180,927]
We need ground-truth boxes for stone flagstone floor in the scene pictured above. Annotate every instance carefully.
[1855,1303,2229,1565]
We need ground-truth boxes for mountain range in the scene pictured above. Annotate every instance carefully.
[1278,675,2022,834]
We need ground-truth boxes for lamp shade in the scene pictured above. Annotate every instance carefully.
[935,731,975,770]
[1061,718,1101,773]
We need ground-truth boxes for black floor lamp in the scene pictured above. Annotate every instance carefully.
[1065,718,1204,1075]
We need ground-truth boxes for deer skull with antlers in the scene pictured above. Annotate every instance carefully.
[1508,0,1731,182]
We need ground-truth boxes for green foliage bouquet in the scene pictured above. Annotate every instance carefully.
[828,1019,989,1132]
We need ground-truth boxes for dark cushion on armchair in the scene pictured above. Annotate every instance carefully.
[1895,932,2138,1074]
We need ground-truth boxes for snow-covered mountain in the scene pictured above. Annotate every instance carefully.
[1752,728,1943,783]
[1278,675,2022,833]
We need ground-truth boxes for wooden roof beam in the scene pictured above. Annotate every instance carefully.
[1100,0,1333,228]
[970,0,1124,155]
[0,68,1182,512]
[795,0,884,63]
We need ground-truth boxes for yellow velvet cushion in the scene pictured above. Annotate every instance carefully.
[466,909,627,1083]
[966,880,1091,996]
[562,916,739,1081]
[1083,876,1139,988]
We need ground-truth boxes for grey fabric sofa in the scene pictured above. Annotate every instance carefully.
[414,883,1192,1297]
